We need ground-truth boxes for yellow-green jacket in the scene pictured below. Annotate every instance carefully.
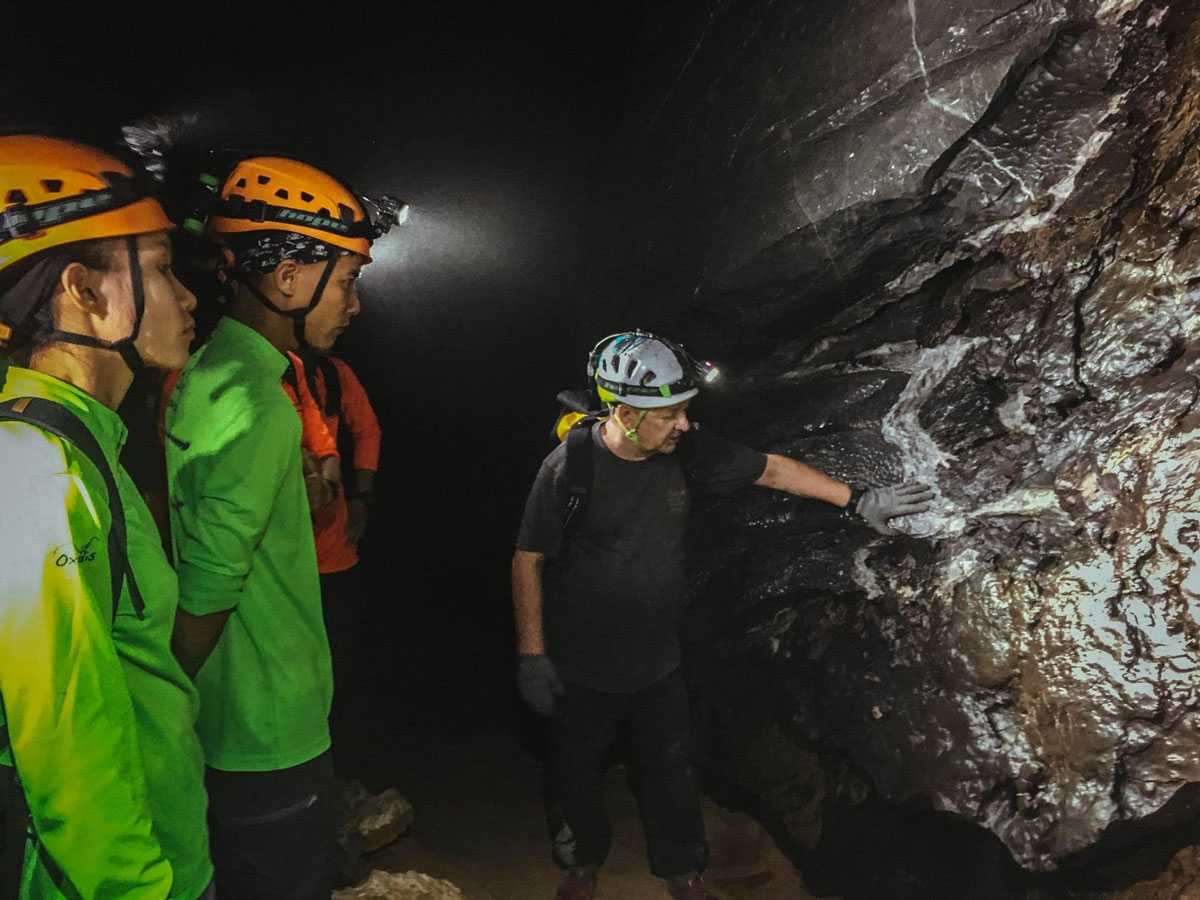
[0,366,212,899]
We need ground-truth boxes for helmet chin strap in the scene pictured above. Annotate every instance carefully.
[621,408,648,445]
[229,254,339,351]
[40,236,147,375]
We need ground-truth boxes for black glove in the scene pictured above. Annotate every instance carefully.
[855,483,935,535]
[518,654,566,716]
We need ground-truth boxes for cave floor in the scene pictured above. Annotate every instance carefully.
[358,729,821,900]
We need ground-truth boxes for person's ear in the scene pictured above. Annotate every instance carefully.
[58,261,104,318]
[213,248,234,286]
[271,259,301,299]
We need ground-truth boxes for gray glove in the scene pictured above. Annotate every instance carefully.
[518,654,566,716]
[855,483,935,535]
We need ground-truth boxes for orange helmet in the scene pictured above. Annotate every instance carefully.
[209,157,374,261]
[0,135,172,275]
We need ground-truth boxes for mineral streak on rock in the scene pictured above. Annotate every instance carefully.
[626,0,1200,887]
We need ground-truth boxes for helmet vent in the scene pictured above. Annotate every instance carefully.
[5,189,26,204]
[626,358,637,378]
[641,370,656,386]
[301,192,314,203]
[275,188,289,200]
[236,178,247,188]
[317,208,331,217]
[257,175,271,185]
[40,179,63,193]
[337,203,355,223]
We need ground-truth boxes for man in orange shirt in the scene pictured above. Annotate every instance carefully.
[282,351,382,769]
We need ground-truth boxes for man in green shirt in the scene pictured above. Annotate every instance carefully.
[166,156,399,899]
[0,136,212,899]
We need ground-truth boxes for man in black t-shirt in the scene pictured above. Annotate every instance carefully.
[513,331,933,900]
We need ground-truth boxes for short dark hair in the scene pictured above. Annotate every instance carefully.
[2,238,119,361]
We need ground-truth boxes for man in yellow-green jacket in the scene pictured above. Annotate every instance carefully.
[0,137,212,898]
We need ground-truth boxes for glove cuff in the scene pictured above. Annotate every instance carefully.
[843,486,866,520]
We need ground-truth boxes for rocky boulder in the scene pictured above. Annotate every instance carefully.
[333,870,465,900]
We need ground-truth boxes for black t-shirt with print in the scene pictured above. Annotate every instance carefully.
[516,421,767,693]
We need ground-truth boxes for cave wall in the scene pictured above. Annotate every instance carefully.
[620,0,1200,894]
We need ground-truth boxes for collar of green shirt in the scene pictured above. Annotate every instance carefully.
[211,317,290,381]
[0,365,127,465]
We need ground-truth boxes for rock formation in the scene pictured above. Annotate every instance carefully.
[618,0,1200,894]
[332,870,465,900]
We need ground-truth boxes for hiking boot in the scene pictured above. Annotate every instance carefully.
[555,868,598,900]
[665,873,729,900]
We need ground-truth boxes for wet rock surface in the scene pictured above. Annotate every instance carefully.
[337,781,417,886]
[1107,844,1200,899]
[332,869,465,900]
[618,0,1200,894]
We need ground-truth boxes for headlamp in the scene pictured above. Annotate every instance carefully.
[360,194,409,240]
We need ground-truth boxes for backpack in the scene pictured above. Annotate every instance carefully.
[549,389,602,533]
[562,416,600,533]
[0,395,145,896]
[0,760,26,900]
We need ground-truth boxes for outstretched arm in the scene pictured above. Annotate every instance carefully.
[754,453,854,507]
[754,452,935,534]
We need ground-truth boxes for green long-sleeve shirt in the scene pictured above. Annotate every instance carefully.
[165,317,332,772]
[0,366,212,900]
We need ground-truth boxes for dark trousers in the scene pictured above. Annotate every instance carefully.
[321,568,366,773]
[549,667,707,879]
[205,751,337,900]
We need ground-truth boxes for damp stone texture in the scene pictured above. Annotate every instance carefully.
[624,0,1200,892]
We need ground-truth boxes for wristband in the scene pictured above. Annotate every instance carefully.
[843,486,865,519]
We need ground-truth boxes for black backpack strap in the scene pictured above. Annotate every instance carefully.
[562,418,595,532]
[316,355,341,419]
[0,755,28,900]
[282,357,301,399]
[0,397,143,621]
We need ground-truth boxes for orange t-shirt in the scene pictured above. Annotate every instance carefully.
[282,356,381,574]
[160,354,381,575]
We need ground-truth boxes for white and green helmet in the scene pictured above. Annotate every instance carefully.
[588,330,719,409]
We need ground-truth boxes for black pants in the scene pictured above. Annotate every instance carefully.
[206,751,337,900]
[549,667,707,879]
[321,568,367,773]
